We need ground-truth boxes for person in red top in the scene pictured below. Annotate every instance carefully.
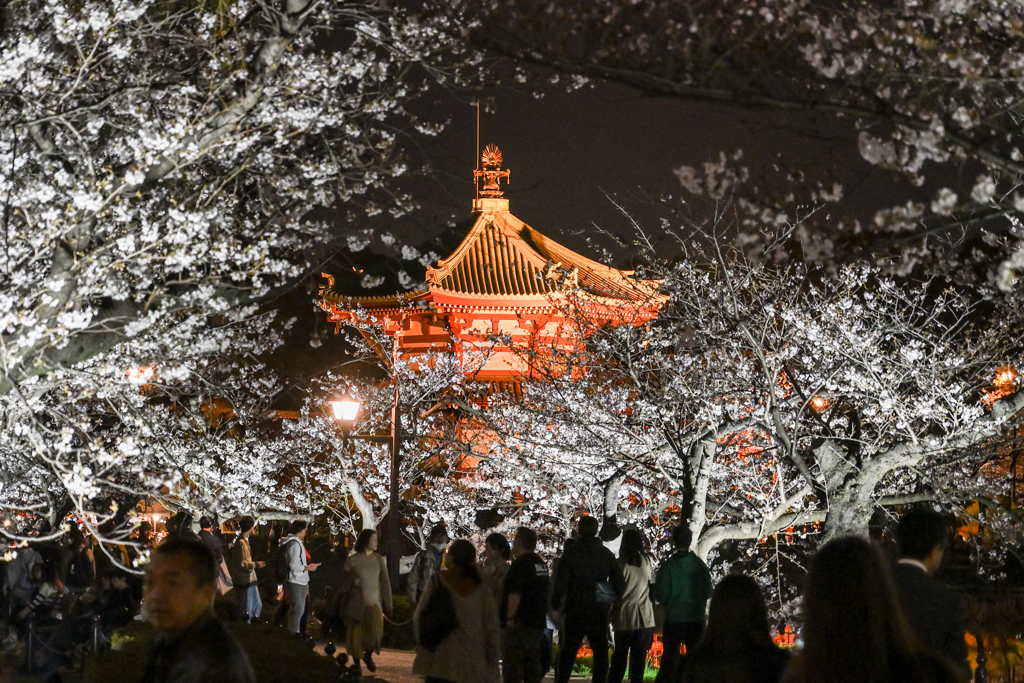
[282,520,319,635]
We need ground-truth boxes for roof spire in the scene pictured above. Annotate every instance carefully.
[473,144,511,212]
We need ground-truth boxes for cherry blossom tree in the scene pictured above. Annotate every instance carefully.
[457,211,1024,608]
[0,0,463,550]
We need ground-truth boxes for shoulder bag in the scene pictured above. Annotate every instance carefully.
[417,573,458,651]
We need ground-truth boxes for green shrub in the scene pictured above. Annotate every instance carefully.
[566,649,659,682]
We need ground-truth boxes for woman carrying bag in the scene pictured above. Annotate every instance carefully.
[414,539,501,683]
[343,529,392,674]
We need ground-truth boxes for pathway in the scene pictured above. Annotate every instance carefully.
[331,648,567,683]
[363,649,419,683]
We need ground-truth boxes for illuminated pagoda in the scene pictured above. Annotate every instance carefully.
[316,145,666,385]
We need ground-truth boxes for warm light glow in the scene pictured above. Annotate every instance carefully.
[125,365,155,382]
[809,396,830,414]
[983,365,1018,408]
[330,398,360,422]
[994,366,1017,389]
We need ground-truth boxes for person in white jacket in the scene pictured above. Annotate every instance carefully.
[283,520,319,634]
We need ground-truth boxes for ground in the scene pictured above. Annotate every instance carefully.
[2,644,577,683]
[350,649,419,683]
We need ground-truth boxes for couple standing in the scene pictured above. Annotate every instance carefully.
[284,523,392,674]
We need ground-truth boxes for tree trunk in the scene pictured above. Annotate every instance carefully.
[602,474,625,527]
[347,480,380,531]
[686,436,717,551]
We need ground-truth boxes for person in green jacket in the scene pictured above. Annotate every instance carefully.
[653,526,712,683]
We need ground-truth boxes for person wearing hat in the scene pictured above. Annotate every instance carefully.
[408,524,450,604]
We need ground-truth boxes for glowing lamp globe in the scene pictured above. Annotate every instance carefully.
[330,397,360,423]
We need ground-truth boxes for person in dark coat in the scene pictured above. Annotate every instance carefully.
[66,533,96,591]
[197,517,223,565]
[169,512,199,543]
[551,516,625,683]
[681,574,788,683]
[893,508,970,682]
[501,526,550,683]
[782,536,962,683]
[141,537,255,683]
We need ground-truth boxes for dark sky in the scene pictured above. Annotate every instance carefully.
[400,80,928,261]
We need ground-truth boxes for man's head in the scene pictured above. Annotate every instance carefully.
[577,516,599,539]
[671,525,693,551]
[290,519,308,539]
[198,516,213,531]
[896,508,949,573]
[239,516,255,537]
[144,538,217,635]
[513,527,538,557]
[428,524,449,548]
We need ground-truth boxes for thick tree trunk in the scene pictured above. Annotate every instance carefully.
[686,436,716,551]
[602,474,625,527]
[347,480,380,531]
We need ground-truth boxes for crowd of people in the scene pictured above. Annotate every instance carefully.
[0,506,975,683]
[404,508,972,683]
[1,524,140,680]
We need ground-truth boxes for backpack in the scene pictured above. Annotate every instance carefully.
[275,538,295,582]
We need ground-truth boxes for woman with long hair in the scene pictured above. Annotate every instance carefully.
[343,528,392,674]
[479,532,511,605]
[414,538,500,683]
[681,574,787,683]
[609,528,656,683]
[783,536,961,683]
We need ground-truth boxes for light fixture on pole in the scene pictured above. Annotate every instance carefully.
[327,389,404,587]
[330,395,361,424]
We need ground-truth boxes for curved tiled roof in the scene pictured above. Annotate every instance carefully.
[425,209,658,305]
[319,201,664,314]
[428,215,558,297]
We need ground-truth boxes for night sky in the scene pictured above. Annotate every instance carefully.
[407,81,933,259]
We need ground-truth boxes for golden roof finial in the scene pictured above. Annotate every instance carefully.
[474,144,511,198]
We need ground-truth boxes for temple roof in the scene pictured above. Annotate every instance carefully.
[428,211,558,298]
[319,146,664,320]
[319,197,662,316]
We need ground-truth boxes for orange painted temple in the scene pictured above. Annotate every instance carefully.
[317,146,665,383]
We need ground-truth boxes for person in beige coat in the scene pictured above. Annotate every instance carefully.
[609,529,656,683]
[414,539,501,683]
[479,532,512,606]
[343,529,392,674]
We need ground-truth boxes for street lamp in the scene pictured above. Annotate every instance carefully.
[330,396,361,424]
[330,387,403,587]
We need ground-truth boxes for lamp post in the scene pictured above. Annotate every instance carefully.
[330,385,403,587]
